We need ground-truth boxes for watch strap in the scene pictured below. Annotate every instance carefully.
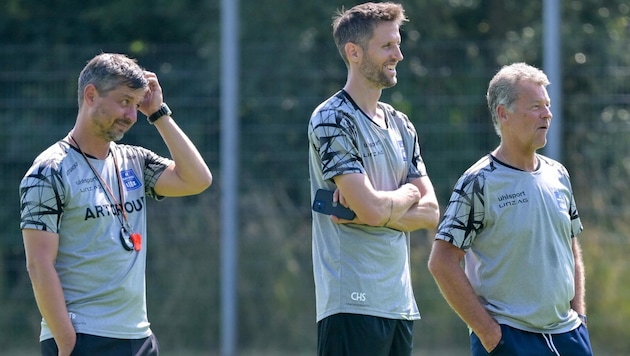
[147,103,172,124]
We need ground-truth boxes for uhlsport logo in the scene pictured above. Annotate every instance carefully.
[498,190,528,209]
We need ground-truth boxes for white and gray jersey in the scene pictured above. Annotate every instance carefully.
[308,90,427,322]
[436,154,583,333]
[20,140,172,341]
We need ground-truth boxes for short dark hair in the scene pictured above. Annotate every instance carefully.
[332,2,407,65]
[77,53,148,107]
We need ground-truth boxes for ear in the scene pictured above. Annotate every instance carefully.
[83,84,98,106]
[345,42,362,64]
[496,104,509,123]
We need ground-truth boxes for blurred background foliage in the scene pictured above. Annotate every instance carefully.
[1,0,629,354]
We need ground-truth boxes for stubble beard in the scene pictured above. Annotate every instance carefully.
[360,56,397,89]
[95,116,130,142]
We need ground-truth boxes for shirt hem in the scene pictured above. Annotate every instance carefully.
[316,309,421,323]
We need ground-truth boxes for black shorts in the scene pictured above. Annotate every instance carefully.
[470,323,593,356]
[41,333,159,356]
[317,313,414,356]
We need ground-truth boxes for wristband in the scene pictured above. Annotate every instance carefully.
[147,103,172,124]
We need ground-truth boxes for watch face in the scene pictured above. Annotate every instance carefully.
[159,104,171,116]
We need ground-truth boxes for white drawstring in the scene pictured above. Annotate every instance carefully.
[542,333,561,355]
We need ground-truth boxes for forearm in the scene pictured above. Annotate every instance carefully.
[571,239,587,314]
[385,194,439,232]
[381,183,422,226]
[333,174,420,226]
[428,241,501,351]
[385,176,440,232]
[29,264,76,354]
[154,116,212,193]
[431,263,498,336]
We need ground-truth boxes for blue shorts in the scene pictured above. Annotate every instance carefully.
[471,323,592,356]
[41,333,159,356]
[317,313,414,356]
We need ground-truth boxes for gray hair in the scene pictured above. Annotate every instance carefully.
[486,62,550,136]
[77,53,148,108]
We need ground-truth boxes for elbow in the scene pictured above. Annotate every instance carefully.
[427,239,447,277]
[420,201,440,230]
[193,170,213,194]
[428,205,441,229]
[427,254,440,278]
[427,251,448,282]
[25,259,47,284]
[427,240,462,279]
[201,171,213,191]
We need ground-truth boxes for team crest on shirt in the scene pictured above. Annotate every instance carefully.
[398,140,407,162]
[554,190,568,211]
[121,169,142,191]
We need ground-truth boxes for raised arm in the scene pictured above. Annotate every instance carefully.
[140,71,212,197]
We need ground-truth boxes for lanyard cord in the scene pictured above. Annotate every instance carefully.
[68,135,131,230]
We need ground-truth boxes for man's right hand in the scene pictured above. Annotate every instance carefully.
[477,322,502,353]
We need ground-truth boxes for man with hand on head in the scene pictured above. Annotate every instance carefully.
[308,3,440,355]
[20,53,212,356]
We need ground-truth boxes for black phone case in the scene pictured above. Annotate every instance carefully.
[312,189,356,220]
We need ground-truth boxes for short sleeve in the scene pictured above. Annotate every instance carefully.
[435,171,487,249]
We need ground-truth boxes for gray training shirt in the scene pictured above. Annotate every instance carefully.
[20,140,172,341]
[436,154,583,334]
[308,90,427,322]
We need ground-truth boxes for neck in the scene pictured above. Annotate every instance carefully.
[494,146,538,172]
[343,80,382,118]
[68,131,110,159]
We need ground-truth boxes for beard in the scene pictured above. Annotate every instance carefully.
[360,55,397,89]
[108,119,133,141]
[93,113,132,142]
[108,130,126,142]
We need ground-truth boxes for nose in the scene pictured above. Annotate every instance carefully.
[126,107,138,123]
[395,45,404,61]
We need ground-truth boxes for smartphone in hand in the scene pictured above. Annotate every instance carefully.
[312,189,356,220]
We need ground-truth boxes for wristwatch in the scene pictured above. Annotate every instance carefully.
[147,103,172,124]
